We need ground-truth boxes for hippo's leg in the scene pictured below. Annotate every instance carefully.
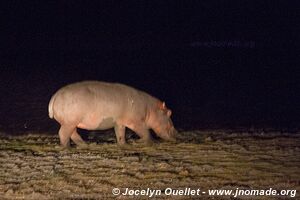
[130,125,153,144]
[58,125,75,147]
[114,124,126,145]
[71,130,86,146]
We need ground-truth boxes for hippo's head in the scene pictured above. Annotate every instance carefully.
[148,101,178,142]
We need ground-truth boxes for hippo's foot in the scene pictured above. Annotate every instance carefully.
[163,137,177,143]
[75,142,89,149]
[136,138,155,146]
[117,140,127,145]
[55,145,69,151]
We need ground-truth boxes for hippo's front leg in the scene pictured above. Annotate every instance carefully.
[114,124,126,145]
[127,124,153,144]
[136,128,153,144]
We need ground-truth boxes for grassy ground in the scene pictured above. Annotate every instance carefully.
[0,130,299,199]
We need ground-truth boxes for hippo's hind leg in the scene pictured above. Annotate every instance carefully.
[58,125,76,147]
[114,124,126,145]
[71,129,86,146]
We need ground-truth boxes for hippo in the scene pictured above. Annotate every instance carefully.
[48,81,177,147]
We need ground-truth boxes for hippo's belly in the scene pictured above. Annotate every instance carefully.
[96,117,116,130]
[77,117,116,130]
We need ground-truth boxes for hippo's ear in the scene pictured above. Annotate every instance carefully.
[167,109,172,117]
[162,102,166,109]
[159,101,167,110]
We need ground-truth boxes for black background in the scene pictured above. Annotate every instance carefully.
[0,1,299,132]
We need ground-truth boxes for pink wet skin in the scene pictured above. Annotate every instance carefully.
[48,81,178,147]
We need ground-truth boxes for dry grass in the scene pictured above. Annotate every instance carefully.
[0,130,299,199]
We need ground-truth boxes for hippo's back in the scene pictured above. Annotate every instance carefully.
[49,81,158,120]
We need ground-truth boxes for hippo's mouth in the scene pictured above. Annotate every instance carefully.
[157,128,177,142]
[167,128,178,142]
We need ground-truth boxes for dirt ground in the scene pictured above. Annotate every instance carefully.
[0,130,299,199]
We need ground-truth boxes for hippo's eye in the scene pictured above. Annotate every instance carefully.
[159,109,166,115]
[160,109,168,116]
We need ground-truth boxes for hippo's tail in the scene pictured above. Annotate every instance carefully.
[48,93,56,119]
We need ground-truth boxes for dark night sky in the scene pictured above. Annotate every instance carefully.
[0,1,299,132]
